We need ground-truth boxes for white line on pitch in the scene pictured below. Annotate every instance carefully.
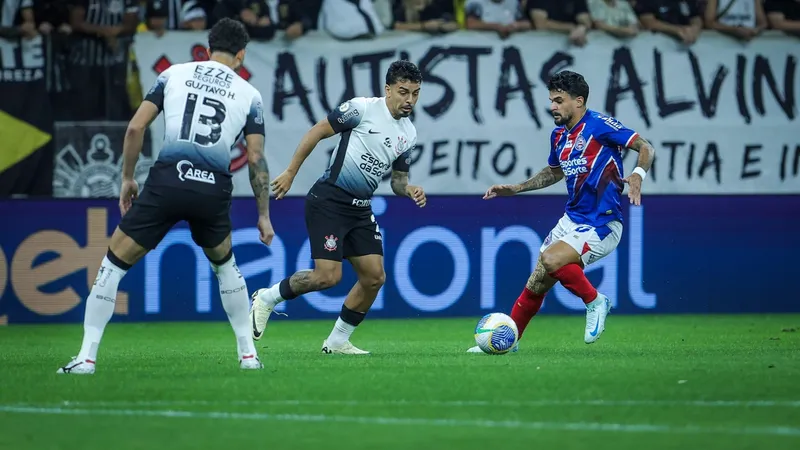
[0,405,799,437]
[29,399,800,408]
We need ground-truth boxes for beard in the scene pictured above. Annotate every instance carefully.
[552,113,569,125]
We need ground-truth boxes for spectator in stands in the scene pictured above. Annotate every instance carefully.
[34,0,72,35]
[33,0,73,119]
[213,0,276,40]
[764,0,800,37]
[146,0,208,37]
[464,0,531,39]
[318,0,384,40]
[393,0,458,33]
[67,0,139,120]
[265,0,321,39]
[0,0,37,39]
[636,0,703,45]
[527,0,593,46]
[704,0,766,41]
[588,0,639,38]
[319,0,385,40]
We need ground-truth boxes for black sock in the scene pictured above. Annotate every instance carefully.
[340,304,366,326]
[279,277,298,300]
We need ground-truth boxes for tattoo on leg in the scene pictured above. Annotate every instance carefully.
[526,262,553,294]
[288,270,316,295]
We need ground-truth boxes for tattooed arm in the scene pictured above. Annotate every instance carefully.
[246,133,270,216]
[624,135,656,206]
[628,136,655,172]
[246,133,275,245]
[484,166,564,199]
[390,150,426,207]
[390,170,409,197]
[391,169,427,207]
[516,165,565,193]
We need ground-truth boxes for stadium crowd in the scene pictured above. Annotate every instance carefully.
[1,0,797,121]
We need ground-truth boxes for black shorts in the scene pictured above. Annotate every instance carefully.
[118,162,233,250]
[305,182,383,261]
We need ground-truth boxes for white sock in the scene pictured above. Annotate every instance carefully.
[326,318,356,348]
[259,283,284,309]
[213,254,257,358]
[586,293,603,309]
[78,256,127,362]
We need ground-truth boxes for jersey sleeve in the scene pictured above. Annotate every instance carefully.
[244,91,266,136]
[143,68,171,111]
[393,136,416,172]
[594,114,639,148]
[547,129,560,168]
[327,98,366,134]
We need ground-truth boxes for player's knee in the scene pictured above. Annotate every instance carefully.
[315,268,342,289]
[360,270,385,291]
[540,250,565,273]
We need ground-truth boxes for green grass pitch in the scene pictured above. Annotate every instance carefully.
[1,315,799,450]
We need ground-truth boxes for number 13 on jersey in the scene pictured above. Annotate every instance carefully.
[179,93,228,146]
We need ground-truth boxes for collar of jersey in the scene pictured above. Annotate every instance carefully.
[564,109,590,132]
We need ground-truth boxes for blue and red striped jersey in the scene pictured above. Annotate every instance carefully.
[547,109,639,227]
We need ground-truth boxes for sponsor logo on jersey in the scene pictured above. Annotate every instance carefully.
[351,198,371,207]
[338,108,359,123]
[560,157,589,176]
[177,160,216,184]
[254,100,264,125]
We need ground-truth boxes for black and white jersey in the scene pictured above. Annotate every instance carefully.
[144,60,265,179]
[68,0,139,66]
[320,97,416,199]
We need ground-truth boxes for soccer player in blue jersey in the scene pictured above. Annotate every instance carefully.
[469,70,655,351]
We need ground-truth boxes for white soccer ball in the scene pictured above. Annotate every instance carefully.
[474,313,519,355]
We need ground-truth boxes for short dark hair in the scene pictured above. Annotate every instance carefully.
[547,70,589,102]
[208,18,250,56]
[386,60,422,86]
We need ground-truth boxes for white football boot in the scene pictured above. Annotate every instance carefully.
[321,340,370,355]
[56,357,96,375]
[584,294,611,344]
[249,288,287,341]
[239,354,264,370]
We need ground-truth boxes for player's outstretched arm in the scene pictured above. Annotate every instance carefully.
[623,136,655,206]
[271,118,336,199]
[484,166,564,199]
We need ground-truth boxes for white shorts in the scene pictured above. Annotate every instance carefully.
[539,214,623,266]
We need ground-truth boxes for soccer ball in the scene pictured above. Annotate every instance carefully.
[474,313,519,355]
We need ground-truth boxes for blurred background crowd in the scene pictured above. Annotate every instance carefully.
[1,0,798,122]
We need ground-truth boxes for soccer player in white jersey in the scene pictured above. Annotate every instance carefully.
[249,60,427,354]
[57,19,275,374]
[467,70,655,352]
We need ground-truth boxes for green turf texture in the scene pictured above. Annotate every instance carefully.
[1,315,799,450]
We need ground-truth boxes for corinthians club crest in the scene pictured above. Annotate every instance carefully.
[324,235,338,252]
[53,132,154,198]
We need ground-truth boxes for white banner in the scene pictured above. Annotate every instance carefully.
[134,30,800,196]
